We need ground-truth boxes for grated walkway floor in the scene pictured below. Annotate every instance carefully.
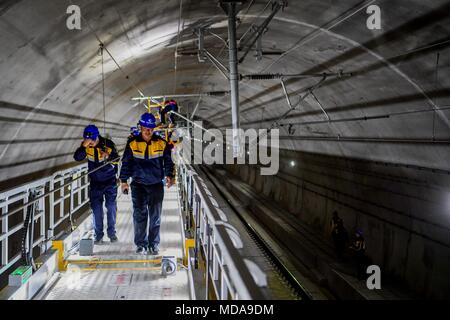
[43,185,190,300]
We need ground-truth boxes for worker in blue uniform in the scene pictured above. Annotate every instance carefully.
[349,229,367,279]
[160,99,178,128]
[74,125,119,244]
[120,113,175,255]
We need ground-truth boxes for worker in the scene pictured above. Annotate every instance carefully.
[349,229,367,279]
[334,220,348,260]
[330,211,348,259]
[119,113,175,255]
[160,99,178,128]
[74,125,119,244]
[330,211,341,233]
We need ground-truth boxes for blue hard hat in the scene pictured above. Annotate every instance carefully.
[130,126,140,136]
[139,113,156,128]
[83,125,99,140]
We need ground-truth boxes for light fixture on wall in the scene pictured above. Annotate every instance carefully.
[290,160,296,167]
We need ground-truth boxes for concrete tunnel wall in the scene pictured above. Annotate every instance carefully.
[223,148,450,299]
[0,0,449,298]
[1,0,450,185]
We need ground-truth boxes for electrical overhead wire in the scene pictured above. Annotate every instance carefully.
[173,0,184,93]
[259,0,377,73]
[99,44,106,136]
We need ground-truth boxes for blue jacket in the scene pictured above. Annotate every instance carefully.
[73,136,119,184]
[119,133,174,185]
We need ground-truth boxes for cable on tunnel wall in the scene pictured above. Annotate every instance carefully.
[99,43,106,137]
[173,0,184,93]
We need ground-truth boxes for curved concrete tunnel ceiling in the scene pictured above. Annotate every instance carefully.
[0,0,449,185]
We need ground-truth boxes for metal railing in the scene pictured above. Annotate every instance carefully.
[0,164,90,276]
[178,157,267,300]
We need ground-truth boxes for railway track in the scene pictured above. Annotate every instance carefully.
[197,165,316,300]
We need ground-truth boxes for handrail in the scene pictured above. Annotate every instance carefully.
[0,156,120,221]
[178,156,267,299]
[0,163,92,276]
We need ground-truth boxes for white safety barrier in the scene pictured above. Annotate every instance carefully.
[178,158,267,300]
[0,164,89,276]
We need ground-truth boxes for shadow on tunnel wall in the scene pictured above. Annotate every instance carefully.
[221,149,450,299]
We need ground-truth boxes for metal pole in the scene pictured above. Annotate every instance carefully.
[227,2,240,158]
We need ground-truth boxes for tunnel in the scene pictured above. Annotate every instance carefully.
[0,0,449,301]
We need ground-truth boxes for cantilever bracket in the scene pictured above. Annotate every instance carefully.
[254,26,269,61]
[204,49,230,80]
[310,90,331,121]
[280,78,293,109]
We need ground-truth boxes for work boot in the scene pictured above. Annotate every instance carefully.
[94,237,103,245]
[136,247,146,254]
[150,245,159,255]
[109,235,118,243]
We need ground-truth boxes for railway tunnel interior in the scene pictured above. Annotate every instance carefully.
[0,0,450,299]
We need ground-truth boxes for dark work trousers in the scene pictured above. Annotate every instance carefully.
[355,251,367,280]
[131,181,164,248]
[160,105,177,124]
[89,180,117,240]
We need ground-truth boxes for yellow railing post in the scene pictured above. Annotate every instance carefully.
[52,240,67,271]
[184,238,195,266]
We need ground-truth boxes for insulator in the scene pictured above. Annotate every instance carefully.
[245,74,282,80]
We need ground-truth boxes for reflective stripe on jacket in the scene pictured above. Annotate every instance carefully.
[73,136,119,183]
[119,133,174,185]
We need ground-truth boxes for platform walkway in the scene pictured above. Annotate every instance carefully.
[41,186,191,300]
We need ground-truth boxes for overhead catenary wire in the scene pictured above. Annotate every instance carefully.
[269,75,328,129]
[259,0,377,73]
[238,0,273,45]
[173,0,184,93]
[278,135,450,144]
[99,43,106,136]
[190,95,202,120]
[186,2,266,122]
[273,105,450,128]
[73,5,146,98]
[432,52,440,140]
[238,0,285,64]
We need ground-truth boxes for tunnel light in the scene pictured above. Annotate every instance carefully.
[290,160,296,167]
